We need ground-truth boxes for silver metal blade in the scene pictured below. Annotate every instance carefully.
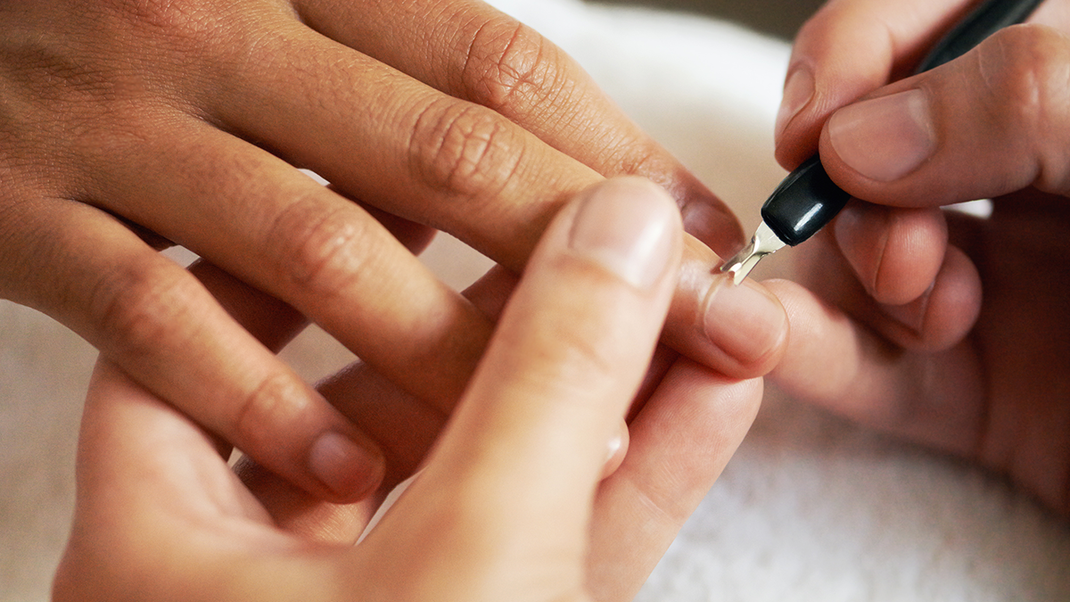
[719,221,787,285]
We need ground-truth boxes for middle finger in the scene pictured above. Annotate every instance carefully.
[205,16,786,376]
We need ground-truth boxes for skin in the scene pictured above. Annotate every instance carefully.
[52,179,764,602]
[770,0,1070,515]
[0,0,787,502]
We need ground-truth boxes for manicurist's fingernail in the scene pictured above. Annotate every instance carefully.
[703,278,786,364]
[828,89,935,182]
[569,178,679,289]
[775,66,815,143]
[309,431,382,498]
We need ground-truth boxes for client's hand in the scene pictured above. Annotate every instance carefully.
[770,0,1070,514]
[53,178,763,601]
[1,0,779,503]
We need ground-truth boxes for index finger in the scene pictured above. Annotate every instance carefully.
[296,0,742,253]
[775,0,977,168]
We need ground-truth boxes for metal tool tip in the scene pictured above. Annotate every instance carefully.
[716,221,787,285]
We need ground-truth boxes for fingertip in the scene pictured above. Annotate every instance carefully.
[308,430,386,502]
[824,88,936,184]
[701,276,789,375]
[664,240,789,379]
[680,198,745,260]
[600,420,629,480]
[774,64,817,164]
[885,243,981,351]
[832,202,947,305]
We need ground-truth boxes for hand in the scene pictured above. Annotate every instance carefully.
[53,178,763,602]
[769,0,1070,514]
[0,0,784,502]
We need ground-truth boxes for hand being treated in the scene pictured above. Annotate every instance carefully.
[771,0,1070,513]
[0,0,786,502]
[53,178,764,602]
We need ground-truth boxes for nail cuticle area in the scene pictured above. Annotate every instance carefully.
[700,276,787,366]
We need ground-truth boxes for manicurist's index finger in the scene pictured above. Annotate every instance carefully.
[776,0,977,168]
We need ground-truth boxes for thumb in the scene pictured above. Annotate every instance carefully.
[818,24,1070,206]
[435,175,679,512]
[373,177,681,561]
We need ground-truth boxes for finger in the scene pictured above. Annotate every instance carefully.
[588,361,762,600]
[819,24,1070,204]
[775,0,978,168]
[831,201,948,305]
[792,224,981,352]
[238,266,527,542]
[295,0,742,250]
[57,360,282,602]
[184,12,784,377]
[766,278,986,456]
[360,178,680,569]
[0,197,383,503]
[86,118,494,412]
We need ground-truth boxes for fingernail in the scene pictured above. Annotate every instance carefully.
[309,431,382,498]
[601,422,629,479]
[569,178,679,289]
[703,278,786,364]
[681,201,736,250]
[775,67,815,144]
[828,89,935,182]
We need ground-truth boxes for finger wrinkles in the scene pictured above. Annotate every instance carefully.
[265,197,376,301]
[93,0,240,53]
[460,18,563,118]
[408,97,526,210]
[89,254,208,364]
[232,371,316,454]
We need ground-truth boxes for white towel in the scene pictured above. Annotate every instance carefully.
[483,1,1070,600]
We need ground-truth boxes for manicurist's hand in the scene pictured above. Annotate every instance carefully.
[0,0,783,502]
[769,0,1070,514]
[53,178,764,602]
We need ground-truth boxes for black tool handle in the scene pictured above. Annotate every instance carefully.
[760,155,851,246]
[762,0,1043,247]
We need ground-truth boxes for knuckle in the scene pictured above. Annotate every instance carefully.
[232,371,311,451]
[461,17,565,115]
[612,141,673,181]
[90,0,252,75]
[979,27,1070,143]
[980,26,1070,189]
[90,258,203,359]
[98,0,218,41]
[553,320,621,380]
[268,197,371,300]
[409,98,524,202]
